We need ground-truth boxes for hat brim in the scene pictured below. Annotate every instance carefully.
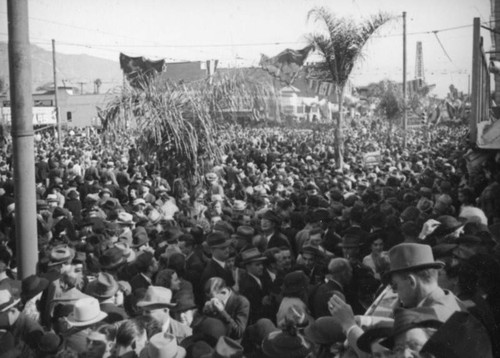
[99,258,126,270]
[380,319,443,349]
[433,220,466,237]
[357,327,393,353]
[208,241,232,249]
[0,298,20,313]
[143,346,186,358]
[67,311,108,327]
[136,302,177,309]
[242,257,267,265]
[383,261,445,283]
[47,257,72,267]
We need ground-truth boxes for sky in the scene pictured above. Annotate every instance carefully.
[0,0,493,97]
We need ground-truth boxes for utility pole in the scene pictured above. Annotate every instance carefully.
[470,18,480,144]
[468,74,471,97]
[402,11,407,149]
[7,0,38,278]
[52,39,61,146]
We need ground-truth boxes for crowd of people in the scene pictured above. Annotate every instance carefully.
[0,119,497,358]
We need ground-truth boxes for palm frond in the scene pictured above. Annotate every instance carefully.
[308,7,395,87]
[99,69,278,188]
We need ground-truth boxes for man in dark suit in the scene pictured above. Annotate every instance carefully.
[238,248,269,325]
[180,232,207,306]
[203,277,250,342]
[129,252,158,292]
[310,257,351,318]
[200,232,235,291]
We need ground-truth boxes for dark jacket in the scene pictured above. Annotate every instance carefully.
[200,259,235,290]
[239,271,265,325]
[310,279,345,319]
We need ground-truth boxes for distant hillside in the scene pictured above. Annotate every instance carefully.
[0,42,122,94]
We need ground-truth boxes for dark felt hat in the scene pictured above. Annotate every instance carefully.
[262,330,313,358]
[282,270,309,296]
[37,332,63,354]
[356,320,394,353]
[240,247,266,265]
[304,316,345,345]
[99,247,125,269]
[421,311,493,358]
[21,275,49,302]
[262,210,282,225]
[200,336,244,358]
[432,215,465,237]
[246,318,279,346]
[232,225,255,240]
[381,307,443,349]
[132,226,149,248]
[206,232,231,248]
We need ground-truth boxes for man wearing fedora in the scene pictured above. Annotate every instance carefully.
[328,243,465,356]
[86,272,127,324]
[63,297,109,354]
[138,286,192,344]
[238,248,271,325]
[200,232,235,289]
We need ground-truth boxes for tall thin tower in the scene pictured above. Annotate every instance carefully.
[415,41,424,81]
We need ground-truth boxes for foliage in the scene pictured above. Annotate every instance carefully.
[307,7,394,168]
[307,8,394,88]
[98,70,278,186]
[377,81,402,120]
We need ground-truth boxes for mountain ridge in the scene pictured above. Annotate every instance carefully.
[0,42,123,94]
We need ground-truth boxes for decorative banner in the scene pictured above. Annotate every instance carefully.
[119,53,166,87]
[363,151,381,168]
[260,45,314,85]
[318,82,333,96]
[206,59,219,77]
[1,107,57,125]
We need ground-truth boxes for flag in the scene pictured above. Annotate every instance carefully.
[260,45,314,85]
[206,59,219,77]
[120,53,166,88]
[318,82,331,96]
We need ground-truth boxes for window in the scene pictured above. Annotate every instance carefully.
[67,111,72,121]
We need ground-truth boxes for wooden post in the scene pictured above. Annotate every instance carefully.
[470,18,481,144]
[52,39,61,146]
[402,11,407,149]
[7,0,38,278]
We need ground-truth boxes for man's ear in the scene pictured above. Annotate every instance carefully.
[408,274,418,288]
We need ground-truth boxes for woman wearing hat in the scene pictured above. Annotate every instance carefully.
[261,317,314,358]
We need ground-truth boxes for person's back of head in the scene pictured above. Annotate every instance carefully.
[327,258,352,287]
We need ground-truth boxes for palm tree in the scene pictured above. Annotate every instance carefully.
[94,78,102,94]
[307,8,394,168]
[98,70,278,188]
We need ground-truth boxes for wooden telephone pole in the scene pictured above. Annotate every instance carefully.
[52,39,61,146]
[7,0,38,278]
[402,11,408,149]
